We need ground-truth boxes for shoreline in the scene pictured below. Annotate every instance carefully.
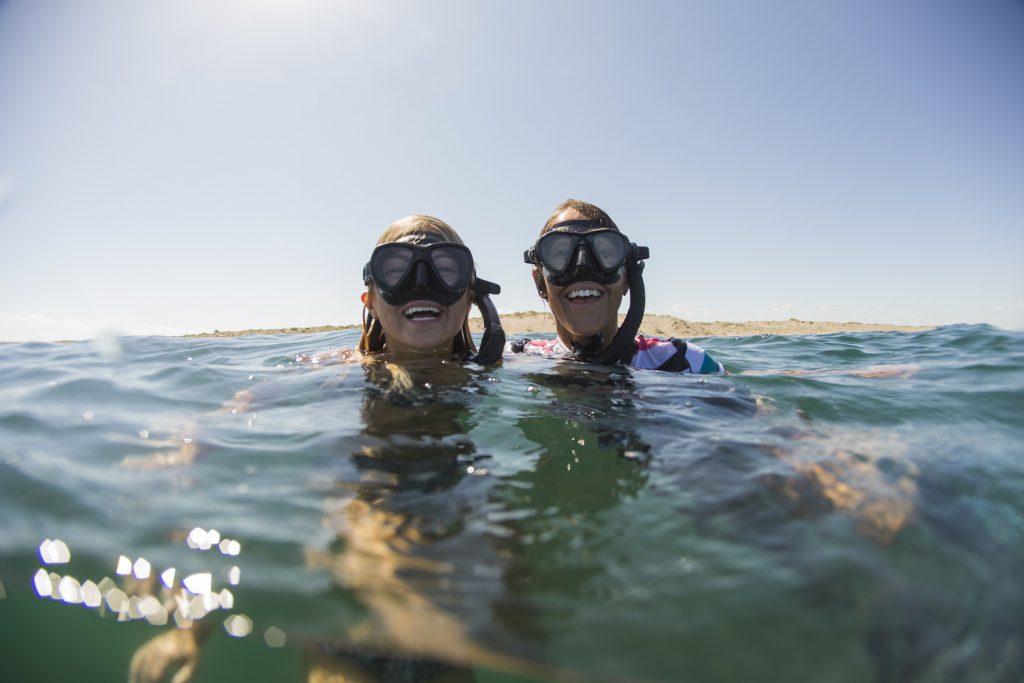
[184,312,933,339]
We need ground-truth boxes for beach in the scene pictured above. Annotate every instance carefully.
[186,312,932,338]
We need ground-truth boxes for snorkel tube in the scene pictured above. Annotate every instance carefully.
[572,247,650,366]
[467,278,505,365]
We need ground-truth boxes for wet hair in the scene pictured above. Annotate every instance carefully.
[358,215,477,357]
[540,198,620,235]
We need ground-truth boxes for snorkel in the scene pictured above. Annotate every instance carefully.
[467,278,506,365]
[362,230,505,365]
[580,257,647,365]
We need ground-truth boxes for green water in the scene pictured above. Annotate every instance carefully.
[1,325,1022,681]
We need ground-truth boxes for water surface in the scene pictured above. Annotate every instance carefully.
[1,325,1022,682]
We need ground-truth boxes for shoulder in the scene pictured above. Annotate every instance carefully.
[630,336,725,374]
[299,347,362,366]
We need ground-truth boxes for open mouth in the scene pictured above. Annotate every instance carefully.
[402,305,443,321]
[565,288,604,302]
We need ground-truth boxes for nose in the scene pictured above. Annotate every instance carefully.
[413,261,431,289]
[574,243,596,270]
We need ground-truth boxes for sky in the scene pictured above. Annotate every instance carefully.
[1,0,1022,342]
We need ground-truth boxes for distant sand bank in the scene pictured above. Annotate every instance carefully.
[186,312,932,338]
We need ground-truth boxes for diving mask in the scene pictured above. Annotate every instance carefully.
[524,220,649,287]
[363,242,474,306]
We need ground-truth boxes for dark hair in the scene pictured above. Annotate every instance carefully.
[541,198,619,235]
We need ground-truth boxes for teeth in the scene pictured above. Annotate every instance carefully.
[403,306,442,318]
[567,289,602,300]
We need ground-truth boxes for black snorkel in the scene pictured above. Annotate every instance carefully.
[467,278,505,366]
[573,255,648,365]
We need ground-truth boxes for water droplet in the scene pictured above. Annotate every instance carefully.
[138,595,162,617]
[39,539,71,564]
[105,588,129,614]
[145,603,169,626]
[218,539,241,556]
[81,580,102,608]
[133,557,151,580]
[139,430,150,439]
[183,572,212,595]
[161,567,176,589]
[187,527,212,550]
[83,411,94,421]
[58,576,83,603]
[228,566,241,585]
[33,569,52,597]
[224,613,253,637]
[264,626,286,648]
[115,555,132,575]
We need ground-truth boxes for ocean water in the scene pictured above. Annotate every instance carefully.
[1,324,1022,682]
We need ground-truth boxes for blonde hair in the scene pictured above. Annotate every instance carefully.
[358,215,477,358]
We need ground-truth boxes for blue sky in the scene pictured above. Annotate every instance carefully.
[1,0,1022,341]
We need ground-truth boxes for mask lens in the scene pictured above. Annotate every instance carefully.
[430,246,472,289]
[372,245,415,289]
[588,231,627,270]
[537,233,577,272]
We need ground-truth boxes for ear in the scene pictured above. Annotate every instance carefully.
[532,268,548,299]
[362,290,373,311]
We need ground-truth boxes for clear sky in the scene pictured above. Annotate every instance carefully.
[1,0,1022,341]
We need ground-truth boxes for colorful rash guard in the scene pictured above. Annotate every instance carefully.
[513,336,725,374]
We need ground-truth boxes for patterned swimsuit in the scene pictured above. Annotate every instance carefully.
[514,335,725,374]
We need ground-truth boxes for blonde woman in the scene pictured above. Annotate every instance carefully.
[356,214,504,364]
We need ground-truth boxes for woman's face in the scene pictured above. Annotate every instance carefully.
[367,286,472,355]
[537,208,626,343]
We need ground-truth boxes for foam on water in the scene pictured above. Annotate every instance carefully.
[0,324,1022,682]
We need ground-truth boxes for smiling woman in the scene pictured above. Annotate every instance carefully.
[357,214,504,364]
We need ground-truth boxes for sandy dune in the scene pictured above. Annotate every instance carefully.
[187,312,931,338]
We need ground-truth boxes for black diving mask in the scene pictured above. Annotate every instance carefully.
[363,242,474,306]
[524,220,649,287]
